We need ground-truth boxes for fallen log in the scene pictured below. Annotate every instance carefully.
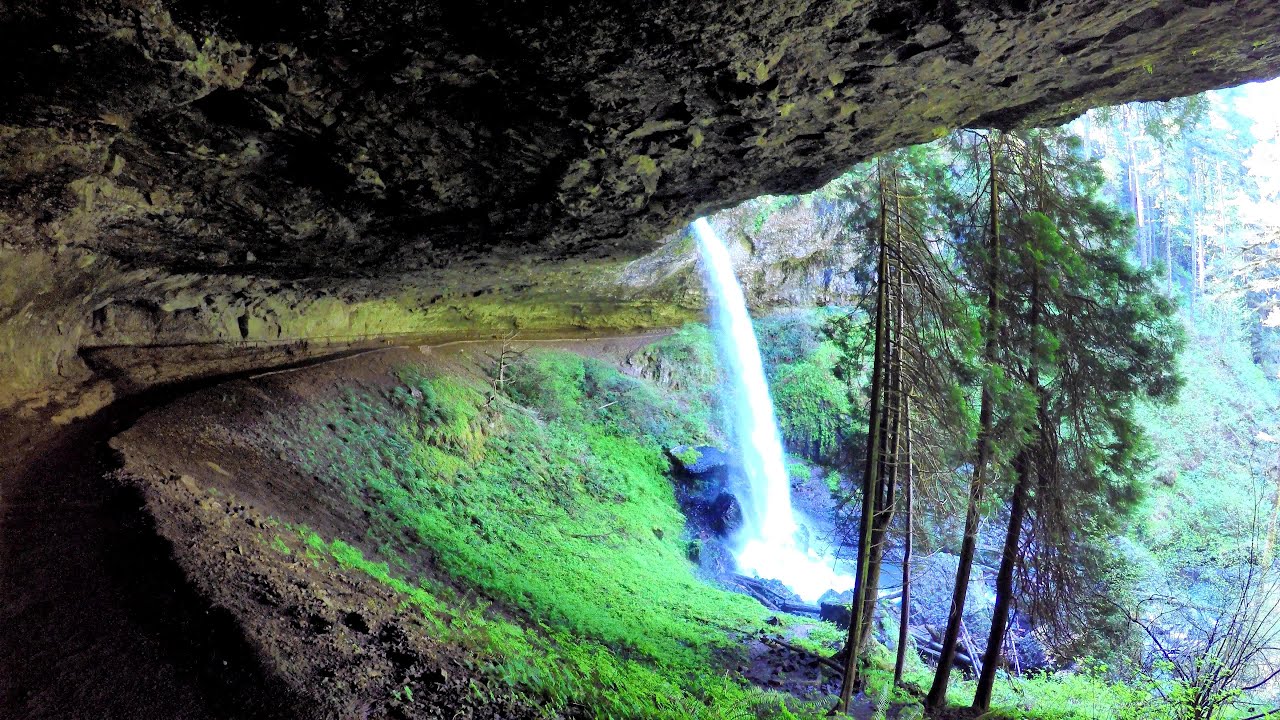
[779,601,821,616]
[730,576,783,610]
[915,643,976,671]
[731,574,816,615]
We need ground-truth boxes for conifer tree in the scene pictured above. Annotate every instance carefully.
[835,145,973,710]
[963,129,1183,711]
[927,130,1006,711]
[837,158,892,711]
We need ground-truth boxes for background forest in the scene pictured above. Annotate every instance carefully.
[693,79,1280,720]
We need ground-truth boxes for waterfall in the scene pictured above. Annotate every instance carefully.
[693,217,853,603]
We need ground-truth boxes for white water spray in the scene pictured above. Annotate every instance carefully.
[693,217,854,603]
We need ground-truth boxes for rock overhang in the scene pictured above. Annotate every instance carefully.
[2,0,1279,279]
[2,0,1280,410]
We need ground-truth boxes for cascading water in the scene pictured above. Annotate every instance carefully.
[693,217,854,603]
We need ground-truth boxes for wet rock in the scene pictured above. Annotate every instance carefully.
[686,539,702,563]
[306,613,333,634]
[709,492,744,537]
[695,537,737,576]
[909,553,993,629]
[3,0,1277,285]
[1012,632,1050,673]
[815,591,872,630]
[818,589,853,607]
[669,445,730,477]
[343,612,370,634]
[671,447,747,541]
[3,0,1280,412]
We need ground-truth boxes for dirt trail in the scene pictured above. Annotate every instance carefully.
[0,332,673,719]
[0,348,387,720]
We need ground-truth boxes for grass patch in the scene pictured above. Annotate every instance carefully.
[245,336,1195,720]
[259,350,830,718]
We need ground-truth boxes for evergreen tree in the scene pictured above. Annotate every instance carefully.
[927,129,1008,711]
[966,129,1182,710]
[834,144,974,709]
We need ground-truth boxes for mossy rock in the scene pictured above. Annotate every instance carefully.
[669,444,729,475]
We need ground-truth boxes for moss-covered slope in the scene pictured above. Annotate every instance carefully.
[112,342,843,718]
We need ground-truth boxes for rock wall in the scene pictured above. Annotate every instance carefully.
[624,194,866,311]
[0,247,698,412]
[3,0,1280,411]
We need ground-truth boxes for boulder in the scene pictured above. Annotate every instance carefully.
[695,538,737,577]
[709,492,744,537]
[669,445,730,477]
[909,553,993,630]
[820,602,852,629]
[1012,632,1050,673]
[817,589,854,628]
[818,589,853,607]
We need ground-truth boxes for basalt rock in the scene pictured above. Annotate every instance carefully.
[3,0,1280,409]
[670,445,731,477]
[820,602,853,630]
[710,492,745,537]
[4,0,1279,276]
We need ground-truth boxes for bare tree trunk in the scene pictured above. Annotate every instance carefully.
[975,148,1049,710]
[1188,158,1199,320]
[1081,113,1092,160]
[860,335,901,650]
[1187,161,1198,295]
[858,171,905,653]
[838,161,892,712]
[927,134,1002,711]
[1159,158,1173,296]
[858,391,893,654]
[1124,111,1148,267]
[894,397,914,686]
[973,447,1031,710]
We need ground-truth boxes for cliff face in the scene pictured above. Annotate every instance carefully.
[2,0,1280,409]
[623,195,864,312]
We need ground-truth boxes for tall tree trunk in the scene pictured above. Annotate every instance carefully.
[974,447,1031,709]
[893,397,914,686]
[858,171,906,653]
[927,134,1002,711]
[1159,158,1173,296]
[838,162,892,711]
[857,367,894,654]
[1124,112,1148,267]
[975,134,1044,711]
[1187,158,1198,297]
[1081,113,1092,160]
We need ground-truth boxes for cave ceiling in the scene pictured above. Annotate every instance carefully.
[2,0,1279,282]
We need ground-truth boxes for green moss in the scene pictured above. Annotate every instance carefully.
[748,195,799,234]
[771,342,852,466]
[259,350,826,718]
[673,446,702,466]
[241,323,1208,720]
[269,534,292,556]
